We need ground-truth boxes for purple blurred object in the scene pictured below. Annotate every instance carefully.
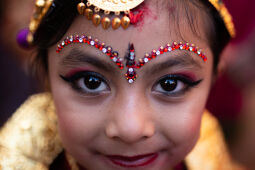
[16,28,30,49]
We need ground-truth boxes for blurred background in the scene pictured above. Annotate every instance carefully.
[0,0,255,169]
[0,0,37,126]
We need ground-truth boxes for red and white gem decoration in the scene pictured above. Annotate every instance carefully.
[125,44,137,84]
[56,35,207,84]
[136,42,207,69]
[56,35,124,69]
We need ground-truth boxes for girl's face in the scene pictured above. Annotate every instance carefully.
[48,2,214,169]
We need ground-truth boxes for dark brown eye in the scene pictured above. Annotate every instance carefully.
[160,78,178,91]
[60,71,109,95]
[77,74,107,92]
[84,76,101,89]
[153,74,203,97]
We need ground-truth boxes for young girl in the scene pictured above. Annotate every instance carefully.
[0,0,244,169]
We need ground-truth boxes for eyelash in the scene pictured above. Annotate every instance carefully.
[152,74,203,97]
[60,71,109,96]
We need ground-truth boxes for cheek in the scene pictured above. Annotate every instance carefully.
[48,55,105,153]
[165,110,202,146]
[54,96,102,150]
[158,101,204,159]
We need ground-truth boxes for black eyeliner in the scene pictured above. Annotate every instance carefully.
[59,71,109,95]
[155,74,203,97]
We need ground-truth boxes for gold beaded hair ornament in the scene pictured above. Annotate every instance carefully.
[77,0,144,30]
[17,0,235,48]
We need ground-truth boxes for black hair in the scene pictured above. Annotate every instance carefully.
[31,0,231,83]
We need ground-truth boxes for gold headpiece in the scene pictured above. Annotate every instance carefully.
[19,0,235,47]
[208,0,236,37]
[77,0,144,30]
[28,0,53,44]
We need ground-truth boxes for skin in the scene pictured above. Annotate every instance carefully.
[48,1,214,169]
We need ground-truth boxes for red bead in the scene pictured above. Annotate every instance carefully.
[98,43,105,50]
[151,50,156,58]
[159,46,164,54]
[94,39,99,48]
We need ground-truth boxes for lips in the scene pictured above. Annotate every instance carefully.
[106,153,158,168]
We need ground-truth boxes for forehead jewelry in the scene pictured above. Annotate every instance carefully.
[57,35,207,84]
[56,35,124,69]
[17,0,53,48]
[77,0,144,30]
[123,42,207,83]
[125,44,137,84]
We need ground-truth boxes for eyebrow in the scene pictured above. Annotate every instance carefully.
[142,51,203,75]
[60,48,117,74]
[60,47,203,79]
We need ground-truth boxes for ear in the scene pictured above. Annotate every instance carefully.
[211,57,227,84]
[217,57,227,75]
[212,43,234,84]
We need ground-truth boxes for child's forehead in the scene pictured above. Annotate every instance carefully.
[64,11,209,55]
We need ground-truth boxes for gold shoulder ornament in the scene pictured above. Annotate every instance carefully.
[0,93,62,170]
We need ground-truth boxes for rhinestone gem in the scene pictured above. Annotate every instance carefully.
[128,68,134,72]
[189,47,193,51]
[112,57,117,62]
[79,38,83,43]
[90,40,95,46]
[180,45,184,50]
[61,41,65,46]
[128,79,134,84]
[168,47,172,52]
[130,52,135,59]
[156,50,160,56]
[102,48,107,53]
[144,58,149,63]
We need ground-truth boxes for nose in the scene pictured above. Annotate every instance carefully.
[105,92,155,143]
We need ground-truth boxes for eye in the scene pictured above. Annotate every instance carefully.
[60,71,109,95]
[153,75,202,96]
[159,78,179,92]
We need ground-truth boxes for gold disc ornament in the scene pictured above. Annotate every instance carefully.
[78,0,144,30]
[87,0,144,12]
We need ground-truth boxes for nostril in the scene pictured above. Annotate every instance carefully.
[143,122,155,138]
[105,122,118,139]
[105,120,155,143]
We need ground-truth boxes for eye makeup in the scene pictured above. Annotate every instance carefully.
[60,70,110,96]
[152,73,203,98]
